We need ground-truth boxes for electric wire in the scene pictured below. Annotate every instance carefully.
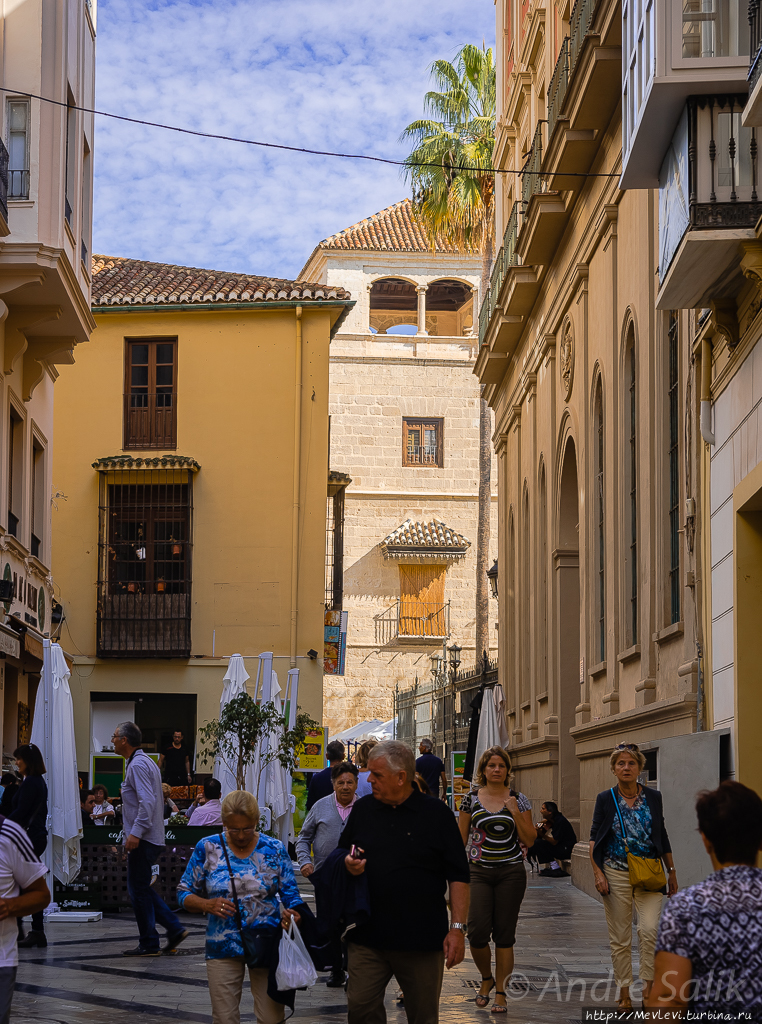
[0,85,622,179]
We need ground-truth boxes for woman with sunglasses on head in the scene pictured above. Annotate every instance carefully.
[589,742,678,1010]
[177,789,309,1024]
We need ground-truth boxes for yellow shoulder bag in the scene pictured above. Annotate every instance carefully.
[610,787,667,892]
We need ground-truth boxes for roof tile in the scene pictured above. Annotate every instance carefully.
[91,255,351,307]
[317,199,470,254]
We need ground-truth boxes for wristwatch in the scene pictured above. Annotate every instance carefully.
[450,922,467,933]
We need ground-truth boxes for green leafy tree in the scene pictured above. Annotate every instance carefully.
[199,693,318,792]
[401,43,496,663]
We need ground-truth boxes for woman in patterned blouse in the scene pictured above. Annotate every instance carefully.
[177,789,306,1024]
[458,746,536,1014]
[650,781,762,1018]
[589,743,678,1010]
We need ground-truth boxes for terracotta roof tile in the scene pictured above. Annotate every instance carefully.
[91,255,352,307]
[317,199,467,254]
[381,518,471,560]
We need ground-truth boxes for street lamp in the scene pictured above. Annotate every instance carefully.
[447,643,462,672]
[430,652,444,681]
[487,559,499,600]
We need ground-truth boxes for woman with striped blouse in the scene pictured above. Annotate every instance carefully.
[459,746,536,1015]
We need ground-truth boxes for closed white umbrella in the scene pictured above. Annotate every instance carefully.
[30,641,81,884]
[473,684,509,774]
[264,671,293,845]
[217,653,252,799]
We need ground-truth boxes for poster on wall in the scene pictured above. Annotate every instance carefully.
[450,751,470,814]
[324,610,348,675]
[296,727,327,772]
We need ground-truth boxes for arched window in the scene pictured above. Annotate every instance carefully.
[594,377,605,663]
[521,487,530,701]
[625,328,638,645]
[539,464,548,686]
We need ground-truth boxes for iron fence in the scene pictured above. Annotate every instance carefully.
[548,38,570,142]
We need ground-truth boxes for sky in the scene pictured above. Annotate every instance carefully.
[93,0,496,281]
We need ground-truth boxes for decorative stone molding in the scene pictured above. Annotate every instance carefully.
[560,319,574,401]
[709,300,739,351]
[740,241,762,290]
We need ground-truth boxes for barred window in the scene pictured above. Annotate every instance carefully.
[402,417,443,468]
[97,471,192,657]
[594,378,605,663]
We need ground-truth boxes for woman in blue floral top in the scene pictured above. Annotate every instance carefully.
[589,743,677,1010]
[178,789,305,1024]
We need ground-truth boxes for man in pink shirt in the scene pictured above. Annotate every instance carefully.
[186,779,223,827]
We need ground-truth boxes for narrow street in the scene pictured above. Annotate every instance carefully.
[11,871,626,1024]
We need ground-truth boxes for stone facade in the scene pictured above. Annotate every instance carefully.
[301,208,498,735]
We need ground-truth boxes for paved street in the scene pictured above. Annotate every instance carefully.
[12,869,634,1023]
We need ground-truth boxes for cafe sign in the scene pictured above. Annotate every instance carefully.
[0,628,20,660]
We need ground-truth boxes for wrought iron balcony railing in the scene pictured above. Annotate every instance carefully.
[8,168,29,201]
[570,0,598,73]
[479,203,519,348]
[548,37,570,142]
[405,443,441,466]
[124,391,178,449]
[521,123,545,208]
[375,600,451,645]
[479,289,491,346]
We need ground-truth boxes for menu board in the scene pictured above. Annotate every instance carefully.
[450,751,470,814]
[296,726,327,772]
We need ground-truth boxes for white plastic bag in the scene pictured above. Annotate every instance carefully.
[275,919,318,991]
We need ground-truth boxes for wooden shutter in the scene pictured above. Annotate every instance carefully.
[399,564,446,636]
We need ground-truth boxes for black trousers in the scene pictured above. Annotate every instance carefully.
[527,838,572,864]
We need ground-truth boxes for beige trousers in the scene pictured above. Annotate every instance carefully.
[206,957,284,1024]
[602,865,663,987]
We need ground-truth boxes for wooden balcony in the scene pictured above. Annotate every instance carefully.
[97,591,191,658]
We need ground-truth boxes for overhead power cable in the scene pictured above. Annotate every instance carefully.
[1,85,622,180]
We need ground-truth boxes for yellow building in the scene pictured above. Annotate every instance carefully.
[0,0,95,758]
[52,255,352,774]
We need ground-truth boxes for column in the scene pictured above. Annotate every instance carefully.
[416,284,428,336]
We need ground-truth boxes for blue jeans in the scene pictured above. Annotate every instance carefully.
[126,840,181,951]
[0,967,16,1024]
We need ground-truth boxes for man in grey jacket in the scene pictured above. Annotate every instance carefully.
[113,722,188,957]
[296,761,359,986]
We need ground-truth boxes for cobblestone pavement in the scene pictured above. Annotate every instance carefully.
[12,869,635,1023]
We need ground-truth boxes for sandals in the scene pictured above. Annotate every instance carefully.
[491,992,507,1014]
[475,976,495,1007]
[618,996,633,1010]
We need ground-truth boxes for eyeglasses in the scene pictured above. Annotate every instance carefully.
[224,827,256,837]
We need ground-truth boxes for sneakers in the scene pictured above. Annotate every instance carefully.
[163,929,190,955]
[122,946,161,957]
[325,969,346,988]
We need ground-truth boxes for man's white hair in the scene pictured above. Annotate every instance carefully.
[419,737,433,752]
[367,740,416,781]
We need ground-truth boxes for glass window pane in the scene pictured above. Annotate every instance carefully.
[131,365,149,387]
[131,344,149,365]
[8,133,25,171]
[156,344,174,364]
[9,102,27,131]
[155,365,173,387]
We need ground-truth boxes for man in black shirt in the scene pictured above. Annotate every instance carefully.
[339,740,470,1024]
[527,800,578,875]
[158,731,192,787]
[306,739,345,811]
[415,737,447,800]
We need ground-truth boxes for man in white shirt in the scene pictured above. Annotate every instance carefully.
[186,778,223,827]
[0,815,50,1024]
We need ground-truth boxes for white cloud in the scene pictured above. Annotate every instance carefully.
[93,0,496,279]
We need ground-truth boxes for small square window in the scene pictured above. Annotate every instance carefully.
[402,417,443,468]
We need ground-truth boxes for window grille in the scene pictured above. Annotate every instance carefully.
[668,312,681,625]
[628,341,638,643]
[325,488,345,611]
[97,469,192,656]
[402,418,443,467]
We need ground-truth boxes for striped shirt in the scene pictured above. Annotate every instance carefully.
[460,789,532,865]
[458,790,528,864]
[0,817,47,967]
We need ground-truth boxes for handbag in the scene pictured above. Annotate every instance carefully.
[219,833,278,968]
[610,788,667,892]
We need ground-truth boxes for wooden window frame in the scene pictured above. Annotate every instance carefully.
[123,337,178,450]
[402,417,444,468]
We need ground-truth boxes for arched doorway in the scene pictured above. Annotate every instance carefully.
[556,436,580,827]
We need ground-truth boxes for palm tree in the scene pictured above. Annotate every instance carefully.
[400,43,496,666]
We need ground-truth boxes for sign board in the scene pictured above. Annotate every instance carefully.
[450,751,470,814]
[291,771,309,835]
[295,727,327,772]
[0,627,20,660]
[81,825,220,845]
[323,610,348,675]
[54,880,102,912]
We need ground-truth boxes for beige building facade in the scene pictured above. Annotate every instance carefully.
[0,0,95,759]
[301,201,498,735]
[478,0,733,890]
